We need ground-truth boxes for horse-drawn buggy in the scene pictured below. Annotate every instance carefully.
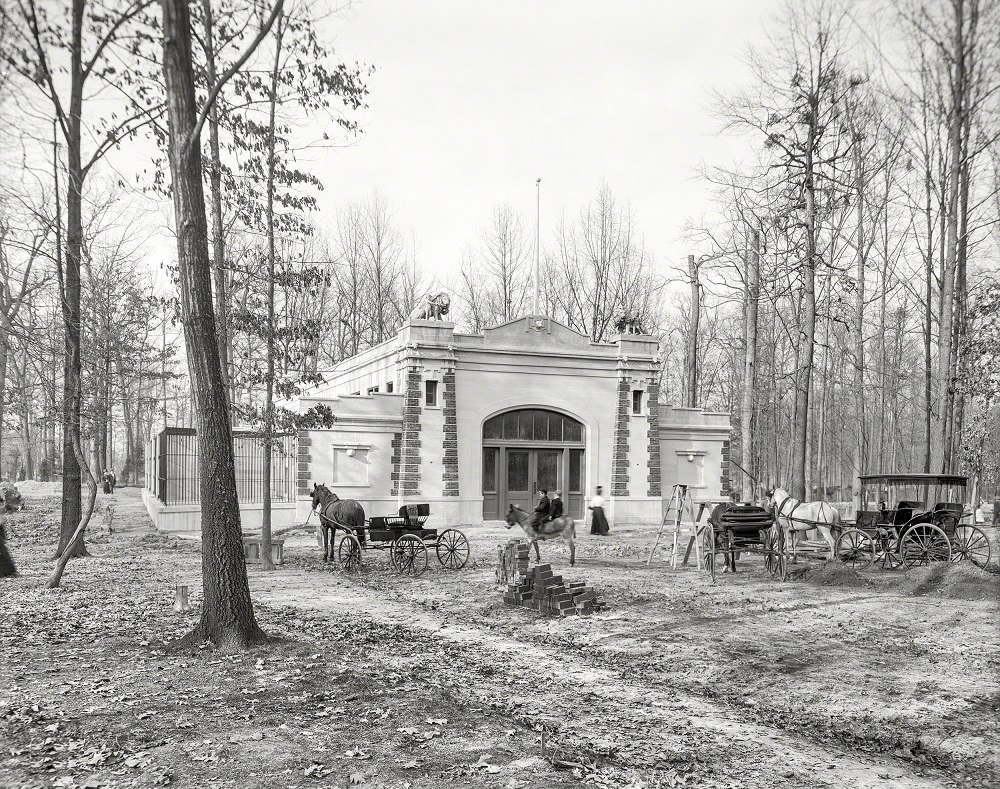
[835,473,991,570]
[696,473,991,582]
[310,484,470,576]
[698,502,787,582]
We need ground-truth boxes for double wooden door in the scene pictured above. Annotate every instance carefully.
[503,448,562,512]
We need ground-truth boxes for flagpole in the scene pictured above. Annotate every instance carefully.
[534,177,541,314]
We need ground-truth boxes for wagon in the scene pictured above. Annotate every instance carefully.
[333,504,471,577]
[834,474,992,571]
[699,503,786,582]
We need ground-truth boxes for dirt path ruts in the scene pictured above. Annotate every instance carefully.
[248,569,949,789]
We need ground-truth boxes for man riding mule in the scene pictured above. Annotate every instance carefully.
[505,503,576,566]
[530,489,550,531]
[310,483,366,562]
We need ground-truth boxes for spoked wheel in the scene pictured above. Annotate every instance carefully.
[762,529,776,576]
[701,526,716,582]
[872,529,905,570]
[337,533,363,572]
[899,523,952,567]
[951,525,992,568]
[764,526,787,581]
[392,534,428,576]
[835,528,875,570]
[435,529,470,569]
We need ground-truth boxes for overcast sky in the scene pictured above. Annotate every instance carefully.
[309,0,783,284]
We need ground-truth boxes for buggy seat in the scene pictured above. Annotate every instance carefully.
[369,503,436,542]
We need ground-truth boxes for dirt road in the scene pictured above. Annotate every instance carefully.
[1,486,996,789]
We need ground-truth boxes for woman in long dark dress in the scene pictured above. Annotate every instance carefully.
[589,486,610,535]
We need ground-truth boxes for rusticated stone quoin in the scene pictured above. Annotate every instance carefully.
[646,381,661,497]
[720,439,731,499]
[611,376,630,497]
[442,370,459,496]
[297,430,312,495]
[392,366,422,497]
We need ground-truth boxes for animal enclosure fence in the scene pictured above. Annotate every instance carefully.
[144,427,295,506]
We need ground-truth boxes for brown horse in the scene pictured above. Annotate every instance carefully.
[310,483,366,562]
[504,504,576,566]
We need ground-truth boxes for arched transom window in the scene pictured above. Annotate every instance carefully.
[483,409,584,444]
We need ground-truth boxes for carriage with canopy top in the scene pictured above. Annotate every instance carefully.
[834,473,991,570]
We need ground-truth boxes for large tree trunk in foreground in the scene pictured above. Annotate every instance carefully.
[48,431,98,588]
[57,0,85,559]
[162,0,266,649]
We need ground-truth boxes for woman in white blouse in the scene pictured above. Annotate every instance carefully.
[589,485,610,535]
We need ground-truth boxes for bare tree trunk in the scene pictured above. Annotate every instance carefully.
[935,0,969,472]
[792,142,817,502]
[740,229,760,500]
[686,254,700,408]
[260,6,286,573]
[161,0,270,649]
[57,0,85,558]
[47,428,97,588]
[851,137,867,511]
[201,0,232,405]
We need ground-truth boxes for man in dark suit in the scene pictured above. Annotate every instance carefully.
[550,490,564,520]
[530,489,550,530]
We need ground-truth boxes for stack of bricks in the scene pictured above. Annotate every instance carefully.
[501,556,600,616]
[497,539,530,585]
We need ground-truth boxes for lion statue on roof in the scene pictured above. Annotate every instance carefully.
[409,292,451,321]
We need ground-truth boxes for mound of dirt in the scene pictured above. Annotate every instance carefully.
[800,561,872,588]
[905,563,1000,601]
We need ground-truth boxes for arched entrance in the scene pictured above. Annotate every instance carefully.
[481,408,585,520]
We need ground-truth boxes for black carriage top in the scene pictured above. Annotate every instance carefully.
[858,473,968,486]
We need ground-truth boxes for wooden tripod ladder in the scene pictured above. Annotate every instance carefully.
[647,484,704,569]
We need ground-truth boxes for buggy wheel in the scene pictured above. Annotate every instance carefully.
[392,534,428,577]
[337,534,363,572]
[768,527,788,581]
[835,528,875,570]
[762,529,777,577]
[435,529,470,570]
[899,523,951,567]
[951,525,991,568]
[700,526,716,582]
[872,529,905,570]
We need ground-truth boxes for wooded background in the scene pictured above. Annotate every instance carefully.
[1,0,997,510]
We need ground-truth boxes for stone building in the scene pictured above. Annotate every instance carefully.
[290,315,730,527]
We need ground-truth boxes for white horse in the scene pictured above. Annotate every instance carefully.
[767,488,841,560]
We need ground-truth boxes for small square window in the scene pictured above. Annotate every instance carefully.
[367,385,379,395]
[425,379,438,407]
[632,390,643,415]
[386,381,394,393]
